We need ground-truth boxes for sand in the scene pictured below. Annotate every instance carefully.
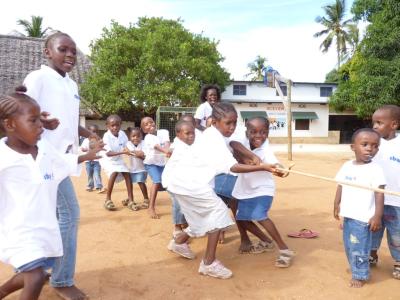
[1,150,398,300]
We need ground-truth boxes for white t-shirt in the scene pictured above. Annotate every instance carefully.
[335,160,386,223]
[143,129,170,166]
[126,141,146,173]
[194,102,212,128]
[162,138,191,188]
[166,126,237,196]
[24,65,80,155]
[232,140,279,199]
[80,138,99,162]
[373,136,400,207]
[102,130,128,160]
[0,138,79,268]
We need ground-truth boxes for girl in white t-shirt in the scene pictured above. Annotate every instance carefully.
[125,127,149,207]
[232,117,294,268]
[101,115,139,211]
[141,117,170,219]
[164,103,281,279]
[194,84,221,131]
[0,87,101,300]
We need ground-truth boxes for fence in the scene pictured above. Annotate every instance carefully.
[155,106,197,140]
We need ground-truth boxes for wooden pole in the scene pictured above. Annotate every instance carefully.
[287,80,293,161]
[277,167,400,197]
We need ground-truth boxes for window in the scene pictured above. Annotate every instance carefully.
[320,87,333,97]
[295,119,310,130]
[233,84,246,95]
[275,85,287,96]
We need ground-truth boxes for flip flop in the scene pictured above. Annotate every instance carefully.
[287,228,319,239]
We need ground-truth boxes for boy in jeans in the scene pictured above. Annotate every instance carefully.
[81,125,106,193]
[334,128,386,288]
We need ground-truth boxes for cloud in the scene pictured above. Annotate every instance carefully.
[217,23,337,82]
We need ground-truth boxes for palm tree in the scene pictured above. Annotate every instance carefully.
[314,0,353,68]
[246,55,267,81]
[17,16,50,38]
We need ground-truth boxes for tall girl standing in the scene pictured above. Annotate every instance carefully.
[194,84,220,131]
[24,32,95,300]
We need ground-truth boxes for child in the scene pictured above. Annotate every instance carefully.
[125,127,149,207]
[0,87,102,300]
[101,115,138,211]
[334,128,386,288]
[232,117,294,267]
[162,102,281,279]
[370,105,400,279]
[194,84,220,131]
[163,120,194,239]
[80,124,106,193]
[141,116,170,219]
[180,114,202,138]
[23,31,95,300]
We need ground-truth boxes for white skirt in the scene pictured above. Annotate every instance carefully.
[172,191,235,237]
[100,156,130,183]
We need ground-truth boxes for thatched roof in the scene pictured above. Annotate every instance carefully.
[0,34,100,118]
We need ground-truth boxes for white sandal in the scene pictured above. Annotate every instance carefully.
[275,249,295,268]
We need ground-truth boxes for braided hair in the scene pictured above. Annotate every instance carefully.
[211,102,237,121]
[0,86,37,132]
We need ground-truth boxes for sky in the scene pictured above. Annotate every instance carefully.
[1,0,356,82]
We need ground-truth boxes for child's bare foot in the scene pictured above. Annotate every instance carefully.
[218,231,225,244]
[53,285,88,300]
[238,241,253,253]
[148,208,159,219]
[349,279,365,288]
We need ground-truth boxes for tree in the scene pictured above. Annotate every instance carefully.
[351,0,383,21]
[246,55,267,81]
[16,16,50,37]
[314,0,354,68]
[330,0,400,118]
[80,18,230,114]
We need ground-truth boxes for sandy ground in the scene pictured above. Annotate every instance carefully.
[1,149,399,300]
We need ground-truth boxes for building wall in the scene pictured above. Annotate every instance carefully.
[232,102,329,137]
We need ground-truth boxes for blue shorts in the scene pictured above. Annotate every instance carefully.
[15,257,55,273]
[144,164,164,184]
[214,174,237,199]
[130,171,147,183]
[236,196,273,221]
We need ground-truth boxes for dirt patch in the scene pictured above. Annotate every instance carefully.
[1,152,397,299]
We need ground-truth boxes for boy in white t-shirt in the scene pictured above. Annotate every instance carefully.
[370,105,400,279]
[80,124,106,193]
[334,128,386,288]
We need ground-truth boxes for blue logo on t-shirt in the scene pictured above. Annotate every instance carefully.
[74,94,80,101]
[390,156,400,163]
[43,173,54,180]
[345,175,356,181]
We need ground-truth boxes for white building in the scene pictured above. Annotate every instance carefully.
[221,81,339,143]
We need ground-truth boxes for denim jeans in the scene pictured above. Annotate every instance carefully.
[343,217,372,281]
[371,205,400,262]
[85,161,103,189]
[50,177,80,287]
[168,192,186,225]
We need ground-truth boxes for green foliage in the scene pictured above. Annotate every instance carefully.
[351,0,383,21]
[80,17,230,114]
[17,16,50,37]
[325,68,339,83]
[330,0,400,118]
[246,55,267,81]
